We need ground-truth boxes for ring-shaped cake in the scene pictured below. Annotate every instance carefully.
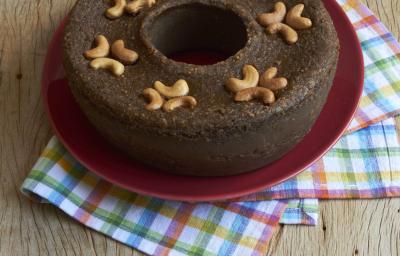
[63,0,339,176]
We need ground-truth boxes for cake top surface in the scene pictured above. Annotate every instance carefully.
[64,0,339,139]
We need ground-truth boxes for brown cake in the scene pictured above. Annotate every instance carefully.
[63,0,339,176]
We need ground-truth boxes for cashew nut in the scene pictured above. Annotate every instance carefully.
[154,79,189,98]
[106,0,127,19]
[226,65,259,93]
[235,87,275,105]
[266,23,298,44]
[143,88,164,110]
[257,2,286,27]
[84,35,110,59]
[163,96,197,112]
[125,0,156,14]
[286,4,312,30]
[111,40,139,65]
[259,67,288,91]
[90,58,125,76]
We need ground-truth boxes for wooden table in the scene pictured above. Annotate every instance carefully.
[1,1,399,255]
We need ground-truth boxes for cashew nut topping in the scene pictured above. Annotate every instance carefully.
[226,65,259,93]
[84,35,110,59]
[143,88,164,110]
[235,87,275,105]
[286,4,312,30]
[90,58,125,76]
[125,0,156,14]
[266,23,298,44]
[259,67,288,91]
[154,79,189,98]
[257,2,286,27]
[111,40,139,65]
[163,96,197,112]
[106,0,127,19]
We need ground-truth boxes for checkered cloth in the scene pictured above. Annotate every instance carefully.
[21,0,400,255]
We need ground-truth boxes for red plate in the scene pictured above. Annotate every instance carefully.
[42,0,363,202]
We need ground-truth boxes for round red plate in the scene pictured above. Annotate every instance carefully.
[42,0,363,202]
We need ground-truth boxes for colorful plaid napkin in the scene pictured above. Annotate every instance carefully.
[21,0,400,255]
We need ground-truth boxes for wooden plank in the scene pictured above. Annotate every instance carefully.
[0,0,398,255]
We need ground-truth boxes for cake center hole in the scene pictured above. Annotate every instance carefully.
[148,4,248,65]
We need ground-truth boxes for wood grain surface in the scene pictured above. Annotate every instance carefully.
[0,0,399,255]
